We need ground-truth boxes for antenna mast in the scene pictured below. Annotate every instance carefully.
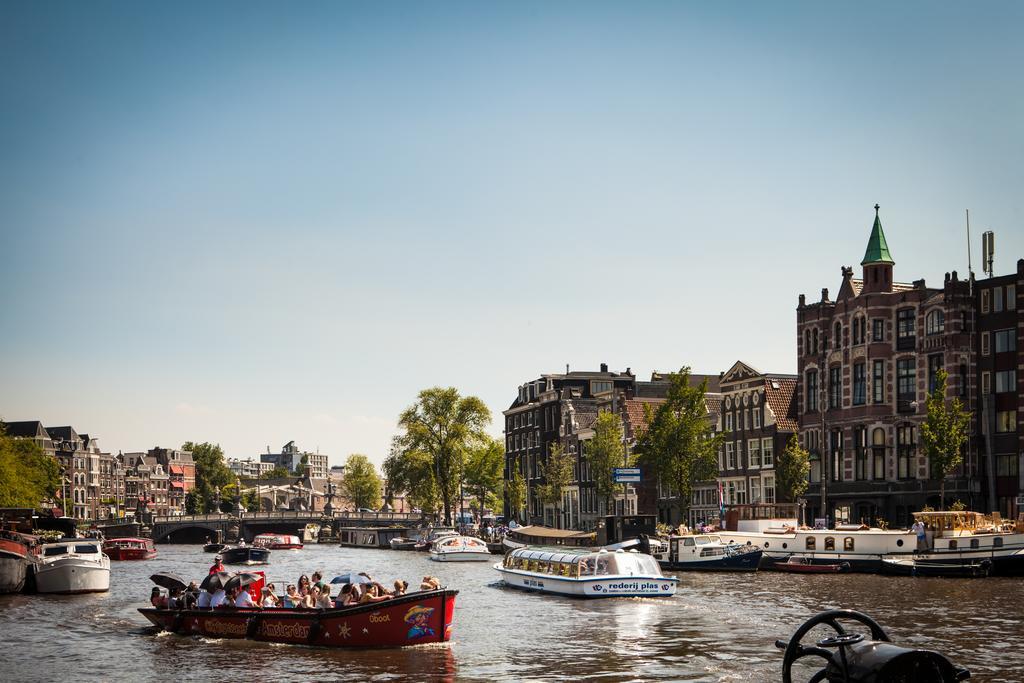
[966,209,973,295]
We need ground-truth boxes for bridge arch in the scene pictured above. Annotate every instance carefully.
[153,523,224,544]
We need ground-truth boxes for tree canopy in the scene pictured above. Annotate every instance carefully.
[463,436,504,517]
[775,434,810,503]
[265,466,290,479]
[340,454,383,510]
[0,425,61,509]
[921,368,970,510]
[635,367,723,523]
[587,412,626,513]
[182,441,233,513]
[392,387,491,525]
[537,441,575,527]
[384,439,440,516]
[506,455,527,523]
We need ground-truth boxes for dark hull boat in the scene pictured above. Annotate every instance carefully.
[881,557,992,578]
[139,589,457,648]
[220,546,270,565]
[769,557,851,574]
[203,543,226,553]
[0,533,37,593]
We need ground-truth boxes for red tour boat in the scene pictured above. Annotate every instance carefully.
[253,534,303,550]
[103,537,157,561]
[139,588,457,648]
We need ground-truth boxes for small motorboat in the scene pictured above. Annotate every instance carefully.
[655,534,763,572]
[414,528,459,552]
[770,556,850,574]
[220,545,271,565]
[302,523,320,544]
[497,547,678,598]
[390,537,420,551]
[881,557,992,578]
[430,535,492,562]
[35,540,110,594]
[139,588,458,648]
[253,534,303,550]
[103,537,157,561]
[203,543,226,553]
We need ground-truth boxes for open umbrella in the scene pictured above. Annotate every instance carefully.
[330,572,372,585]
[225,572,263,592]
[150,572,187,592]
[200,572,231,591]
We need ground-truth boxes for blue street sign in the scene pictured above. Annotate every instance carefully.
[613,467,641,483]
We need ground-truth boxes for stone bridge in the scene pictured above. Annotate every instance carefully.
[151,510,427,544]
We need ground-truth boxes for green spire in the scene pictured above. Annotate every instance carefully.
[861,203,894,265]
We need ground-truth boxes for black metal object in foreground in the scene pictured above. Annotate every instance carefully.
[775,609,970,682]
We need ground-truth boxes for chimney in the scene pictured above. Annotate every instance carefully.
[600,363,608,373]
[821,288,830,303]
[798,293,806,307]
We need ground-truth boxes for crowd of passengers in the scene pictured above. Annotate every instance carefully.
[502,554,612,577]
[149,556,442,610]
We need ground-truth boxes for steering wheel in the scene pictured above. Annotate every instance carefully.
[775,609,890,683]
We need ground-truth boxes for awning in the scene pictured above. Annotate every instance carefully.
[169,465,184,475]
[170,481,184,489]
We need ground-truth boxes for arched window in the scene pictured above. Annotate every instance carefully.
[824,537,836,551]
[804,330,810,355]
[812,329,819,354]
[844,537,855,551]
[926,309,945,336]
[834,322,842,348]
[806,536,816,550]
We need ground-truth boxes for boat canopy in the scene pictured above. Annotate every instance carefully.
[505,547,662,577]
[912,510,1021,535]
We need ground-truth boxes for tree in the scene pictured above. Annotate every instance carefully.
[537,442,575,528]
[293,453,309,477]
[775,434,811,503]
[506,455,527,523]
[921,368,970,510]
[463,437,504,518]
[0,424,61,508]
[184,491,201,515]
[393,387,491,525]
[384,440,440,517]
[265,466,290,479]
[587,412,627,514]
[635,367,724,524]
[340,454,383,510]
[183,441,233,513]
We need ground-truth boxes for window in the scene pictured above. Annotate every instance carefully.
[824,537,836,551]
[749,439,761,468]
[996,411,1016,433]
[736,441,745,469]
[897,309,916,350]
[806,370,818,412]
[762,438,774,467]
[949,540,957,550]
[853,363,866,405]
[806,537,816,550]
[854,427,867,481]
[834,322,842,349]
[726,443,735,469]
[982,371,991,396]
[852,317,866,345]
[873,360,885,404]
[897,425,915,479]
[753,409,761,429]
[997,455,1019,477]
[926,309,945,335]
[830,429,843,482]
[725,413,733,431]
[994,286,1004,312]
[1008,284,1016,310]
[981,332,990,356]
[844,537,855,551]
[804,330,810,356]
[996,370,1016,394]
[810,452,821,483]
[928,354,944,393]
[591,381,613,395]
[872,319,884,342]
[981,289,990,314]
[897,358,916,405]
[829,367,842,409]
[744,409,750,431]
[750,478,761,504]
[763,475,775,504]
[994,329,1016,353]
[812,328,819,354]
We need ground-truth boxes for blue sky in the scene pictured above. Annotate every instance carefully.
[2,2,1022,466]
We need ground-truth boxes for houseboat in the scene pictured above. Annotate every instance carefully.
[0,530,38,593]
[654,534,762,572]
[139,588,458,648]
[103,537,157,561]
[253,534,303,550]
[429,535,491,562]
[35,540,110,594]
[497,547,677,598]
[501,525,596,552]
[338,527,416,549]
[220,545,271,565]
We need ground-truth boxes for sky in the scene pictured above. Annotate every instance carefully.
[1,2,1022,468]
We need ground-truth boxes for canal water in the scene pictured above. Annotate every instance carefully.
[1,544,1022,682]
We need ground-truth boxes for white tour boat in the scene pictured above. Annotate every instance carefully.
[497,547,678,598]
[429,535,492,562]
[34,540,110,594]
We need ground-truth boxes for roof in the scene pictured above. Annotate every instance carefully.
[705,394,723,420]
[861,205,894,265]
[46,426,79,441]
[648,372,721,393]
[510,525,595,540]
[764,377,798,431]
[621,398,666,434]
[2,421,49,439]
[850,279,915,296]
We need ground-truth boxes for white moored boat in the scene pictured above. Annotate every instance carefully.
[497,547,678,598]
[430,535,492,562]
[34,540,110,594]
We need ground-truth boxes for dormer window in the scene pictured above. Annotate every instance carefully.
[591,381,613,395]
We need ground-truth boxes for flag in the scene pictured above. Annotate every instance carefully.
[718,480,725,519]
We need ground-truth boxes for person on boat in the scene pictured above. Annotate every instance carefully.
[284,584,301,608]
[150,587,168,609]
[419,576,440,591]
[209,586,228,608]
[297,574,311,598]
[196,588,212,608]
[304,585,320,609]
[232,586,254,608]
[393,580,408,596]
[912,519,927,551]
[181,584,198,609]
[167,587,184,609]
[358,584,390,605]
[335,583,359,607]
[316,584,333,609]
[209,556,225,575]
[311,571,327,592]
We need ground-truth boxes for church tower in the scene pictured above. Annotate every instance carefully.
[860,204,894,294]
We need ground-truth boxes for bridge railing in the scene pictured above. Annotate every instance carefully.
[152,514,233,524]
[152,511,427,524]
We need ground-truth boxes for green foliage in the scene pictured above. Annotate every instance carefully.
[264,466,290,479]
[463,437,504,517]
[921,369,970,510]
[183,441,233,513]
[340,454,383,511]
[384,441,440,516]
[293,453,309,476]
[775,434,811,503]
[0,425,61,508]
[184,491,201,515]
[537,442,575,523]
[635,368,723,522]
[950,499,966,512]
[587,412,626,512]
[506,456,527,522]
[393,387,491,525]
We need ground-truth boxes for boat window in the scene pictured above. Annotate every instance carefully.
[764,542,770,548]
[994,537,1003,548]
[896,539,903,547]
[683,538,695,546]
[700,548,724,558]
[806,537,816,550]
[44,546,69,557]
[824,537,835,551]
[970,539,979,549]
[782,543,788,549]
[844,538,854,552]
[694,536,710,545]
[75,545,99,554]
[596,557,612,575]
[948,540,957,550]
